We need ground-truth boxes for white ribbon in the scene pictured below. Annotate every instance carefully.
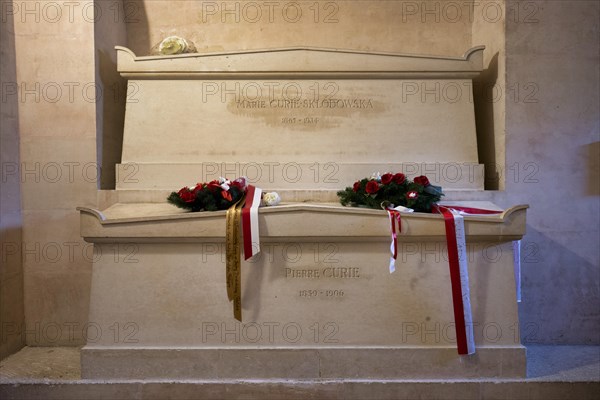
[449,209,475,355]
[242,185,262,260]
[513,240,522,303]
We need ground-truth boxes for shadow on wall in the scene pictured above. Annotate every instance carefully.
[127,0,151,55]
[96,0,150,189]
[473,51,499,190]
[0,3,25,359]
[586,141,599,196]
[96,48,125,190]
[518,226,600,345]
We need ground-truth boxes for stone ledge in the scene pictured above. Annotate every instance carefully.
[116,46,484,79]
[78,202,527,243]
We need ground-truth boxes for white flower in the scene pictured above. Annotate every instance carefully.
[262,192,281,207]
[158,36,190,55]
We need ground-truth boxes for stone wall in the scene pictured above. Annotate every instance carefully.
[94,0,127,188]
[125,0,473,56]
[0,0,25,358]
[502,0,599,344]
[7,0,113,348]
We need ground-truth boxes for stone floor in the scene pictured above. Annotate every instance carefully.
[0,345,598,399]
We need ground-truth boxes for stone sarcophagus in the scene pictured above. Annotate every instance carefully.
[113,45,486,196]
[78,45,527,379]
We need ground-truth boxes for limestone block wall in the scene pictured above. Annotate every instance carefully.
[501,0,599,344]
[0,0,24,358]
[11,0,98,347]
[125,0,473,56]
[472,0,506,190]
[458,0,599,343]
[3,0,126,349]
[94,1,127,189]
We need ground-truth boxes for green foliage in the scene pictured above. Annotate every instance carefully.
[337,174,443,213]
[167,180,246,212]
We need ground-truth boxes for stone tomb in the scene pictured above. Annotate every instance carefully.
[114,45,486,196]
[78,46,527,379]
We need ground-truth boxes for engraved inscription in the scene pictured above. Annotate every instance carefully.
[237,99,374,109]
[323,267,360,278]
[286,268,320,278]
[225,80,386,130]
[285,267,360,279]
[299,289,345,298]
[281,117,320,125]
[287,266,359,300]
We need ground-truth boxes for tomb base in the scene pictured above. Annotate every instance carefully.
[78,201,527,379]
[81,347,525,379]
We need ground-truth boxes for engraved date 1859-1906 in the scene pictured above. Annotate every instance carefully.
[299,289,344,298]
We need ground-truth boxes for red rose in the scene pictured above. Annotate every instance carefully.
[192,183,204,195]
[352,181,361,192]
[230,177,247,191]
[206,180,221,192]
[178,187,195,203]
[406,190,419,200]
[221,190,233,201]
[414,175,430,186]
[392,173,406,184]
[365,180,380,194]
[381,173,393,185]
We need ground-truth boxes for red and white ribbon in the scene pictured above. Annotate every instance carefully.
[436,206,475,355]
[435,205,503,355]
[241,185,262,260]
[387,209,400,273]
[386,203,514,354]
[385,206,413,273]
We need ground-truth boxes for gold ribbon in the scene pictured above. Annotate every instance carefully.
[225,196,245,321]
